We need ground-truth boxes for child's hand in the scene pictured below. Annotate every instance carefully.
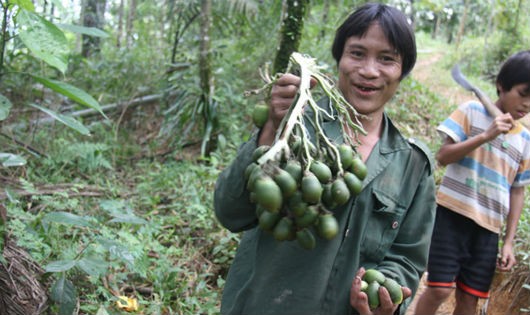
[497,242,517,271]
[484,113,514,140]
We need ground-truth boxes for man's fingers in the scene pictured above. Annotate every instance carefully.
[402,286,412,300]
[276,73,301,86]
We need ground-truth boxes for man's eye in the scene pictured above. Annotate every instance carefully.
[350,51,363,58]
[381,55,397,62]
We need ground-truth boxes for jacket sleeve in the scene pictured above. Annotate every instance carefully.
[378,152,436,314]
[214,133,260,232]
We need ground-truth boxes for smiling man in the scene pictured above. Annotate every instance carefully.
[214,3,437,315]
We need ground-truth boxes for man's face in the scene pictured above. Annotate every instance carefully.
[337,22,403,119]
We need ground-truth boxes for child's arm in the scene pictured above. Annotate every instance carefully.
[436,113,515,166]
[497,186,524,271]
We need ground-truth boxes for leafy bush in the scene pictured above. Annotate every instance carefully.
[6,151,238,313]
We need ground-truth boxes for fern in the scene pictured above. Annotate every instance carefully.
[41,139,113,175]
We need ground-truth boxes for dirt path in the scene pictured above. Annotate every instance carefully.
[412,50,530,128]
[411,50,470,106]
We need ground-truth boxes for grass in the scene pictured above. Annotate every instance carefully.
[2,33,530,314]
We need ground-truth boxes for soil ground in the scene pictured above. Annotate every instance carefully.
[404,49,530,315]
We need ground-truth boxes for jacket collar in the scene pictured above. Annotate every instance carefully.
[315,96,410,155]
[378,113,410,155]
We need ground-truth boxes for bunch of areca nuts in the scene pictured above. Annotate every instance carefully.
[245,53,368,250]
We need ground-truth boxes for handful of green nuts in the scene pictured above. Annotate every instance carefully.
[361,269,404,309]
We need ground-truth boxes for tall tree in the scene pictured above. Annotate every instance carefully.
[513,0,522,30]
[318,0,330,41]
[272,0,310,74]
[126,0,136,48]
[81,0,107,57]
[169,2,200,65]
[454,0,469,49]
[409,0,416,29]
[199,0,216,156]
[116,0,125,48]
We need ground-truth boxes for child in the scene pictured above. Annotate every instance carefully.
[414,50,530,315]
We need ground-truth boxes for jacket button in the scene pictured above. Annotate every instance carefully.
[392,221,398,229]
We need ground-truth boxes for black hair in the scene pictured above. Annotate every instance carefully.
[331,3,416,80]
[496,50,530,95]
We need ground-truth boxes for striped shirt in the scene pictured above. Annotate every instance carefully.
[436,101,530,233]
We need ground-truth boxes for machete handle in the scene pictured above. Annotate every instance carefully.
[451,64,502,118]
[472,87,502,118]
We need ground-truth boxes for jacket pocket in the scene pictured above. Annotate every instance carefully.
[361,188,406,262]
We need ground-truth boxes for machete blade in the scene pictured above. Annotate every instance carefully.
[451,64,475,92]
[450,63,501,117]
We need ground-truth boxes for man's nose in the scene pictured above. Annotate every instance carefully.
[358,58,379,78]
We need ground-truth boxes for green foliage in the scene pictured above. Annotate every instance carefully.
[388,76,448,153]
[2,1,530,314]
[515,193,530,267]
[0,4,104,119]
[16,9,70,74]
[0,2,106,173]
[30,138,113,180]
[6,130,237,313]
[0,93,12,120]
[512,190,530,314]
[51,274,77,315]
[30,76,105,116]
[7,194,153,313]
[158,1,281,156]
[67,46,166,104]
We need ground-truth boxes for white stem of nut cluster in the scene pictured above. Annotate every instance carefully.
[257,53,312,165]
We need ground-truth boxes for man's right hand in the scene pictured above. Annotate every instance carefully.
[258,73,316,146]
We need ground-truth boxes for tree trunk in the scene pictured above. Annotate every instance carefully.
[170,5,200,65]
[408,0,415,29]
[483,0,495,68]
[199,0,216,156]
[81,0,107,58]
[199,0,212,97]
[455,0,469,49]
[117,0,124,48]
[513,0,522,31]
[318,0,330,42]
[0,4,9,81]
[126,0,137,48]
[272,0,310,74]
[432,13,441,39]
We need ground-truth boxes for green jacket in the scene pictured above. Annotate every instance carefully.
[214,112,436,315]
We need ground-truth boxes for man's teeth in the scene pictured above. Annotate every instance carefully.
[360,86,374,91]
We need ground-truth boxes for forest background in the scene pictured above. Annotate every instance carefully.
[0,0,529,314]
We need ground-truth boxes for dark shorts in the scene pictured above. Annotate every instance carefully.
[426,205,498,298]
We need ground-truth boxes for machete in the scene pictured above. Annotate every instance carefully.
[451,64,502,117]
